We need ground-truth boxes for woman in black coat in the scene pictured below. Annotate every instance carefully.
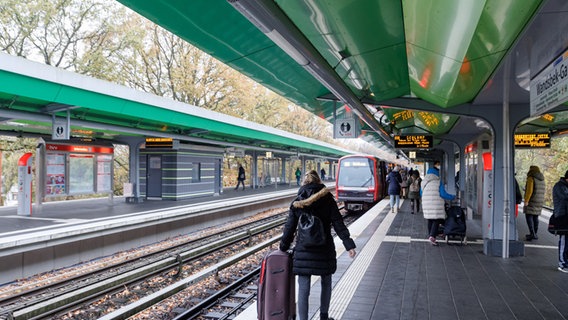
[280,170,356,320]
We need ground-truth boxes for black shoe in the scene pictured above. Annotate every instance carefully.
[411,211,414,214]
[525,234,533,241]
[533,234,538,240]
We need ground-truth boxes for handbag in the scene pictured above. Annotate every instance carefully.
[548,214,568,235]
[298,212,326,247]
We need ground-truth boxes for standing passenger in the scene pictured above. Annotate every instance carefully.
[400,168,409,199]
[523,165,545,241]
[320,168,326,181]
[235,164,245,190]
[408,170,422,214]
[421,161,455,246]
[295,167,302,186]
[386,166,403,213]
[280,170,356,320]
[552,170,568,273]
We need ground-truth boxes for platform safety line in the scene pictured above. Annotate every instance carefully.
[314,202,397,320]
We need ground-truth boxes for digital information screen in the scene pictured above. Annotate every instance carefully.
[394,135,433,149]
[145,137,174,148]
[514,133,550,148]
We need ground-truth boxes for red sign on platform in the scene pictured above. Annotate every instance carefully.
[46,144,113,154]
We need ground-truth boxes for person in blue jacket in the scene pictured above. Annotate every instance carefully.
[386,166,403,213]
[421,161,455,246]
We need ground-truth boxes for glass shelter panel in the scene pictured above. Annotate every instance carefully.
[69,154,95,194]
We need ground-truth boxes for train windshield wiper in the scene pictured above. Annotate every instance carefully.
[360,177,372,187]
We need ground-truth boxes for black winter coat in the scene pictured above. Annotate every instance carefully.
[552,178,568,233]
[279,183,356,276]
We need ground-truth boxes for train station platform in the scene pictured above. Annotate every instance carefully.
[0,183,304,235]
[237,199,568,320]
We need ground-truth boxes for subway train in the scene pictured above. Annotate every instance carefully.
[335,155,388,212]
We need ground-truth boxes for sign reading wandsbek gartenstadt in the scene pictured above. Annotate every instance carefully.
[530,49,568,116]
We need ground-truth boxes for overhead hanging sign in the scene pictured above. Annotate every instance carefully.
[52,118,69,140]
[514,133,551,148]
[393,135,433,149]
[530,48,568,116]
[334,118,358,139]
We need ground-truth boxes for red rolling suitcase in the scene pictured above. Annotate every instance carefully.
[257,250,296,320]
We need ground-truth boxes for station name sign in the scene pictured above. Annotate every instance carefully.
[394,135,433,149]
[530,48,568,116]
[514,133,551,148]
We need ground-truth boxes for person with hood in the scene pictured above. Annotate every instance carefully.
[421,161,455,246]
[386,166,403,213]
[523,165,545,241]
[552,170,568,272]
[280,170,356,320]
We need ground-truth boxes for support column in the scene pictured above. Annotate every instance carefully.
[122,137,144,203]
[252,151,258,189]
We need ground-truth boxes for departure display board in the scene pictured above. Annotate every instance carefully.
[514,133,551,148]
[394,135,433,149]
[145,137,173,148]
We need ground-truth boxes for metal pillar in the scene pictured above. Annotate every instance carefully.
[252,151,258,189]
[502,57,512,258]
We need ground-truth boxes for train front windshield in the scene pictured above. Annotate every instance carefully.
[338,157,375,187]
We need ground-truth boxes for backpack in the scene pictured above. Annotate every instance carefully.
[409,177,420,192]
[298,212,326,247]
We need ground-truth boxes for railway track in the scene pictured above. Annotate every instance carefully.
[0,202,356,320]
[0,209,288,320]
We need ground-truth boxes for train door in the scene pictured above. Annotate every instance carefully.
[147,155,162,198]
[377,160,388,199]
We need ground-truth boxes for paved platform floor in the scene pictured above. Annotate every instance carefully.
[340,200,568,320]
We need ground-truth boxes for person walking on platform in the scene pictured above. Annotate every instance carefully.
[552,170,568,272]
[421,161,455,246]
[408,170,422,214]
[280,170,356,320]
[235,164,246,190]
[523,165,545,241]
[386,166,403,213]
[320,167,326,181]
[295,167,302,186]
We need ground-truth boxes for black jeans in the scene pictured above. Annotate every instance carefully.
[525,214,539,235]
[410,198,420,212]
